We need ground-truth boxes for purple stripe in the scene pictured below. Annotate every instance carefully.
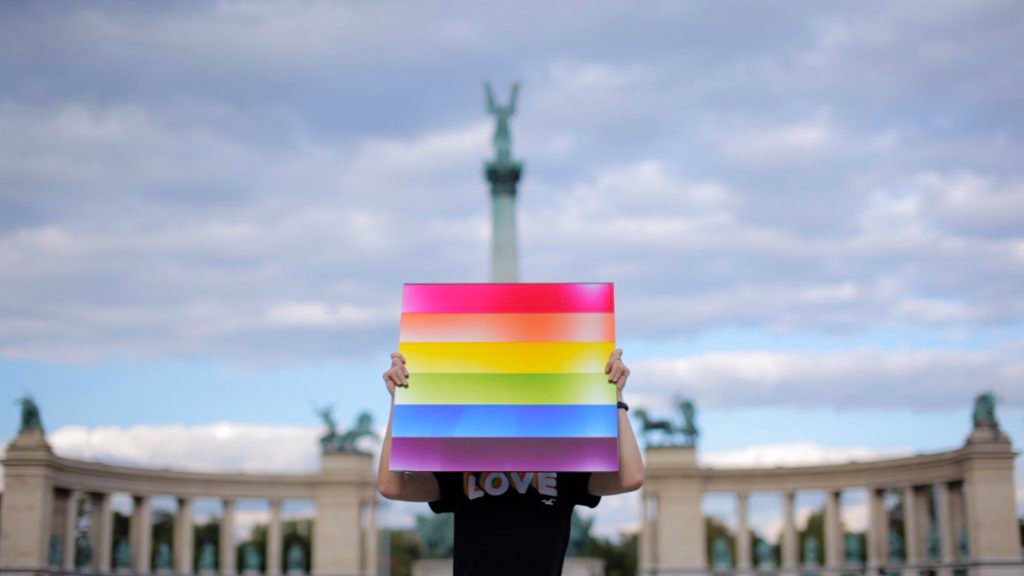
[390,437,618,472]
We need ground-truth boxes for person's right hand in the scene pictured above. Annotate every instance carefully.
[383,352,409,397]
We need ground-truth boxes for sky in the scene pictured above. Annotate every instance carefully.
[1,1,1023,540]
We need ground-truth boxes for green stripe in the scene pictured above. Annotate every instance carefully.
[394,373,617,405]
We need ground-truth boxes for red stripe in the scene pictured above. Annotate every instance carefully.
[402,283,614,314]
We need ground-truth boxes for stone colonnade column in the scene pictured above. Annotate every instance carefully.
[267,498,283,576]
[132,495,153,575]
[96,492,115,572]
[867,488,888,575]
[781,491,798,575]
[948,483,965,560]
[63,489,81,570]
[935,483,954,576]
[220,498,236,576]
[175,497,194,575]
[824,490,843,574]
[901,486,919,576]
[364,499,378,575]
[736,492,752,573]
[639,492,658,574]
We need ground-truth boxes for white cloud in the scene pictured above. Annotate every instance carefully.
[49,422,322,473]
[700,442,910,469]
[633,348,1023,409]
[714,113,838,165]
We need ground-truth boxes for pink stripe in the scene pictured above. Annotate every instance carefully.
[402,283,614,314]
[390,437,618,472]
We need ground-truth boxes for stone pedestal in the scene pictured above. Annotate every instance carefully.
[0,430,56,570]
[313,451,376,576]
[960,430,1019,576]
[642,446,705,574]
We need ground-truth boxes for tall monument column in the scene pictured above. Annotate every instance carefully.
[484,82,522,282]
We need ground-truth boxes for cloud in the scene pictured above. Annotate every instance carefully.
[699,442,910,468]
[49,422,323,473]
[1,0,1024,367]
[633,348,1024,409]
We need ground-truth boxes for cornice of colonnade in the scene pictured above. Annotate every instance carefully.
[1,431,377,500]
[644,434,1017,493]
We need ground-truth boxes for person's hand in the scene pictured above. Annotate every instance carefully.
[605,348,630,400]
[383,352,409,398]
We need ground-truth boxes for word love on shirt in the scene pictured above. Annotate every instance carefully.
[462,471,559,500]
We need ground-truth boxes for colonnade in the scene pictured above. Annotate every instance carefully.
[640,425,1020,576]
[52,490,326,575]
[0,430,377,576]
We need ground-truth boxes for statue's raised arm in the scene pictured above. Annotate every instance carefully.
[485,82,497,114]
[507,82,519,115]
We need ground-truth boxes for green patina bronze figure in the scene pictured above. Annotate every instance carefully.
[16,394,44,434]
[317,407,378,454]
[242,543,262,573]
[755,539,774,567]
[711,536,732,569]
[803,535,820,566]
[679,399,699,446]
[155,541,172,571]
[972,391,998,428]
[114,538,133,571]
[633,398,700,447]
[415,513,454,559]
[888,531,904,563]
[76,534,93,569]
[485,82,519,167]
[197,542,216,573]
[844,533,863,564]
[286,542,306,574]
[567,511,593,557]
[48,535,61,567]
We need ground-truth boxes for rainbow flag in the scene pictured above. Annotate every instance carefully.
[391,283,618,472]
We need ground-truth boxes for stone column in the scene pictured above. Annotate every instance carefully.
[948,483,966,560]
[934,483,954,576]
[220,499,236,576]
[782,491,799,575]
[63,489,81,570]
[95,493,114,572]
[901,486,919,576]
[824,490,843,574]
[363,500,378,576]
[639,492,658,574]
[132,495,153,575]
[175,497,193,576]
[736,492,752,574]
[267,499,282,576]
[867,488,887,575]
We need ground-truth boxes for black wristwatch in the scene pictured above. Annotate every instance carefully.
[616,401,629,411]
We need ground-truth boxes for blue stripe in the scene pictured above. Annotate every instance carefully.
[393,404,617,438]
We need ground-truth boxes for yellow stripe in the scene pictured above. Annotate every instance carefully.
[399,341,615,374]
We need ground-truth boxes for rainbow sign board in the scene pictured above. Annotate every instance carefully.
[391,283,619,472]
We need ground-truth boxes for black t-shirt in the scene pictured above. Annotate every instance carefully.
[429,471,600,576]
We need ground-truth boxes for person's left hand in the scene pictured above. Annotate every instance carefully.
[605,348,630,400]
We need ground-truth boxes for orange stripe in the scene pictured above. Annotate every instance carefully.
[400,313,615,343]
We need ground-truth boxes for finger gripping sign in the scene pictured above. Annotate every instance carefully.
[392,283,618,472]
